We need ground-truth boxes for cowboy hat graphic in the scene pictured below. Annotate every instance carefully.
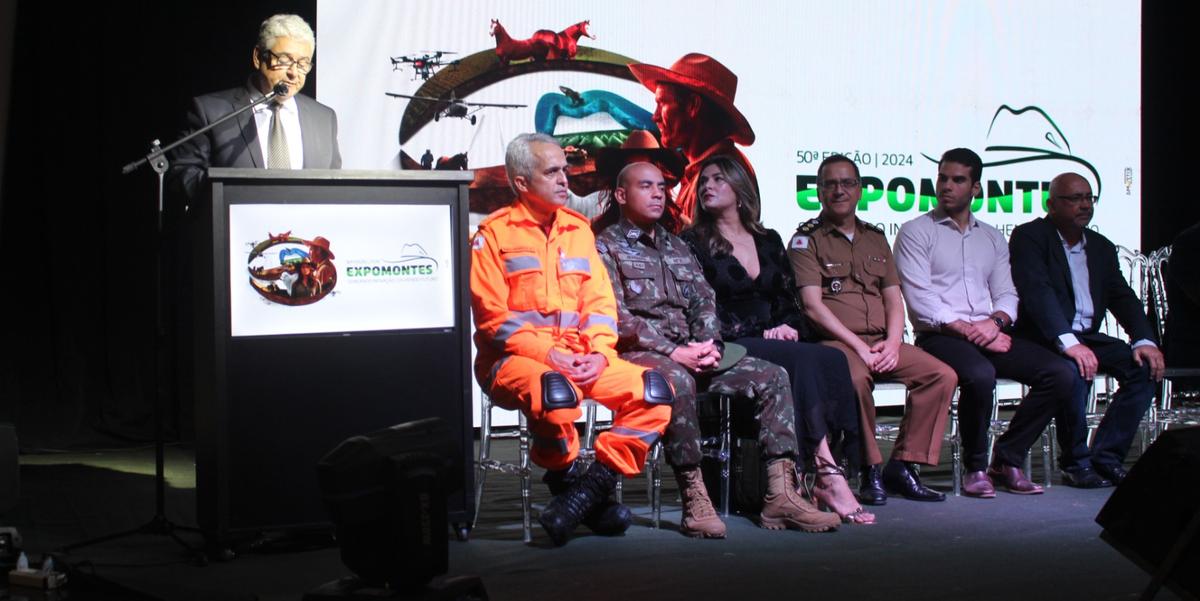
[923,104,1102,197]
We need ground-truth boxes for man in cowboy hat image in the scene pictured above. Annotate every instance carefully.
[588,130,686,231]
[565,129,685,220]
[629,54,756,230]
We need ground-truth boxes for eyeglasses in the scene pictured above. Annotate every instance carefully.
[1054,193,1099,205]
[260,49,313,74]
[818,178,860,191]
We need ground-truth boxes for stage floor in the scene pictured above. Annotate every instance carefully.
[4,426,1185,601]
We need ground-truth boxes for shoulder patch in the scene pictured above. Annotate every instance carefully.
[789,234,811,251]
[595,239,609,254]
[471,233,485,251]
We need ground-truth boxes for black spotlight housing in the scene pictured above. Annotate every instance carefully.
[317,417,460,590]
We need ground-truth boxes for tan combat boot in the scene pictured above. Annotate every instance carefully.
[760,458,840,532]
[674,467,726,538]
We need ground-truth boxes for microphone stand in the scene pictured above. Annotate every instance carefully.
[59,84,286,563]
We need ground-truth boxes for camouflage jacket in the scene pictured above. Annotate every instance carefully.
[596,218,722,356]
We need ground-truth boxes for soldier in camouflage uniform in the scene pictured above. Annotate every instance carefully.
[595,162,840,536]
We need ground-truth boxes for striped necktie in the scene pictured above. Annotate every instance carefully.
[268,103,291,169]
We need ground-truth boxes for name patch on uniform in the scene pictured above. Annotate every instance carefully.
[790,235,810,250]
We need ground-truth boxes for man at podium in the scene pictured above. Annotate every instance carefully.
[167,13,341,204]
[470,133,672,546]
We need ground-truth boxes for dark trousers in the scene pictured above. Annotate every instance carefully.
[917,333,1085,472]
[735,338,862,469]
[1059,333,1156,471]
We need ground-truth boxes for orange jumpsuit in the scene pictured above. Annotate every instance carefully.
[471,202,671,476]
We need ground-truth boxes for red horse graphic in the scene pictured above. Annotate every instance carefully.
[490,19,594,65]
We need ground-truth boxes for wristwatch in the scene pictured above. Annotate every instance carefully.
[991,316,1005,329]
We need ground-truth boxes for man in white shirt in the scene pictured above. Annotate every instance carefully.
[1008,172,1164,487]
[894,148,1083,498]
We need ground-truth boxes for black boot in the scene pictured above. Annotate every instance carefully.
[858,464,887,506]
[543,463,632,536]
[538,460,622,546]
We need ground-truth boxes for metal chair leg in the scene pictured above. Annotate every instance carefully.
[649,441,662,529]
[719,394,731,517]
[1046,419,1056,484]
[518,412,532,544]
[472,396,493,530]
[951,392,962,497]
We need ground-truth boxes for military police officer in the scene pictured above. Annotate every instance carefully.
[789,155,957,506]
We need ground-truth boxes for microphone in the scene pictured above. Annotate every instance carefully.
[271,82,289,98]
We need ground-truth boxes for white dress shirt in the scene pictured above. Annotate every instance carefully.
[894,208,1019,333]
[1054,230,1156,351]
[252,94,304,169]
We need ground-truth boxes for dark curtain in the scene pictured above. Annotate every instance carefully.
[1,2,316,450]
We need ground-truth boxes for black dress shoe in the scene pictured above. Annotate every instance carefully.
[1094,463,1129,486]
[857,464,887,506]
[882,459,945,502]
[1061,467,1112,489]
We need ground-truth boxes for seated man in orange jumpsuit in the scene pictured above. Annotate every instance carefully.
[470,133,673,546]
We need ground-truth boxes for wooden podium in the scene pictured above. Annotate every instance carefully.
[193,168,474,546]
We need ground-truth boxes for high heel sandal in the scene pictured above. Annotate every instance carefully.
[811,461,876,525]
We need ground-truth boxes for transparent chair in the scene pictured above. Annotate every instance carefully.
[1146,246,1200,437]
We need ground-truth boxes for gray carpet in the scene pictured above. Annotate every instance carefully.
[3,436,1187,601]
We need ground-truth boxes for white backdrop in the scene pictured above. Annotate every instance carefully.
[315,0,1141,422]
[317,0,1140,244]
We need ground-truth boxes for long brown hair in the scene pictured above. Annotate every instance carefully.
[686,154,766,256]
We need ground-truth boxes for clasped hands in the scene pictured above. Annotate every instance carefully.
[546,349,609,387]
[855,338,901,374]
[669,339,722,374]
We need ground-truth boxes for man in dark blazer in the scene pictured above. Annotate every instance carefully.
[1009,172,1165,487]
[168,14,341,204]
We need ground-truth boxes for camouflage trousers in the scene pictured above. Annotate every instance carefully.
[621,350,799,467]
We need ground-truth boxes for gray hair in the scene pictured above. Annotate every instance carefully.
[257,14,315,51]
[505,133,560,193]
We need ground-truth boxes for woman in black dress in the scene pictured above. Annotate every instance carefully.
[682,154,872,524]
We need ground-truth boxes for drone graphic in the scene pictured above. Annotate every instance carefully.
[390,51,458,81]
[385,90,526,125]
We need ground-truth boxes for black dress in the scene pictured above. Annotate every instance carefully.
[683,228,862,467]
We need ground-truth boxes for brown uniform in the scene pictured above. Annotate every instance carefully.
[788,217,956,466]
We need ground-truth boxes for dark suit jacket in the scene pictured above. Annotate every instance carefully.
[167,85,341,202]
[1009,216,1155,348]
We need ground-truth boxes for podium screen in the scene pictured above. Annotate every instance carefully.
[227,203,455,337]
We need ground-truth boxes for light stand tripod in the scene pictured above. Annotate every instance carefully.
[60,84,287,561]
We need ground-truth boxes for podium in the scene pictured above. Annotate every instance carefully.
[193,169,475,546]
